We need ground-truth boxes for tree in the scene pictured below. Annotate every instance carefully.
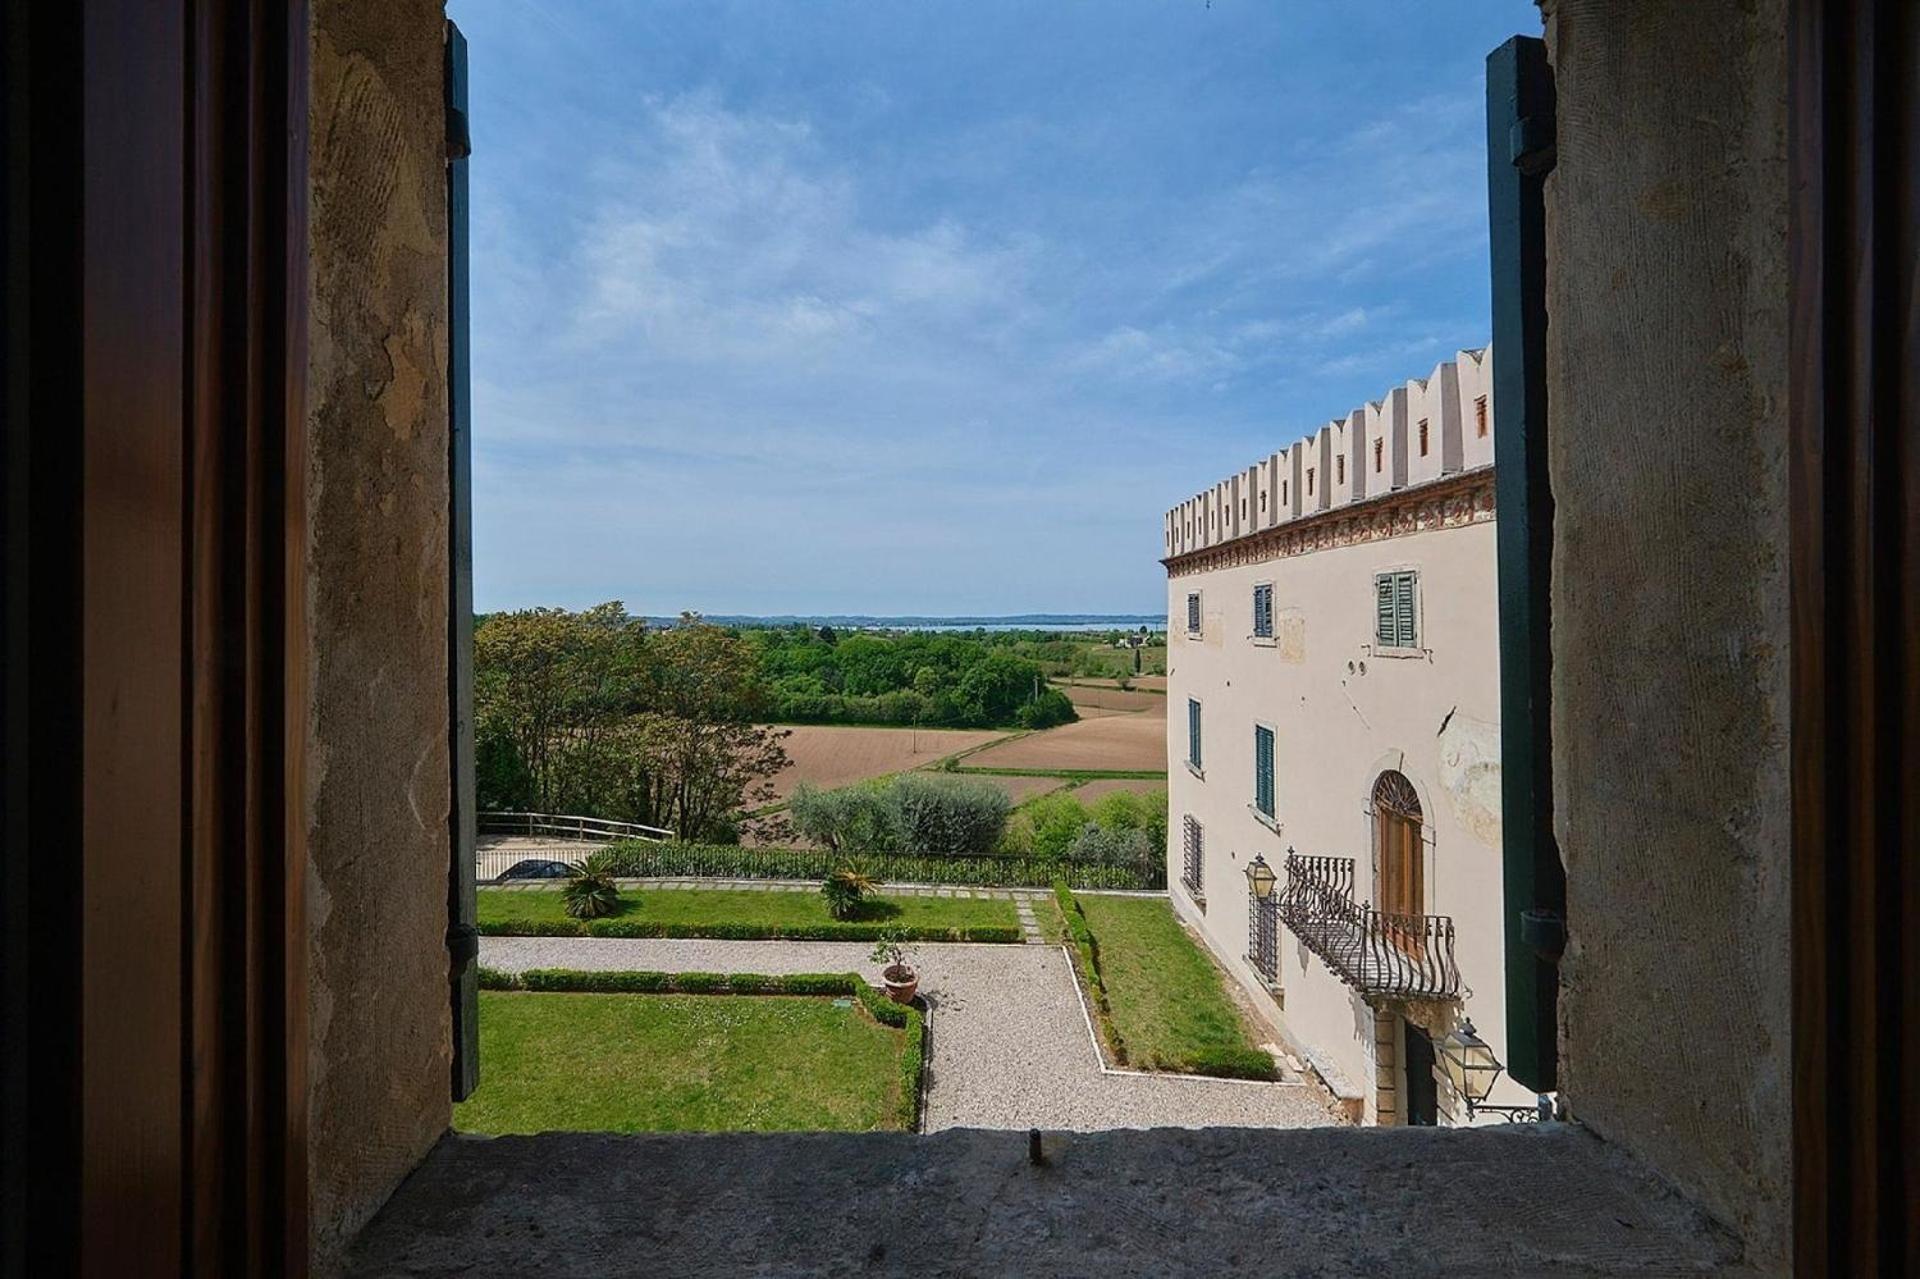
[472,604,789,841]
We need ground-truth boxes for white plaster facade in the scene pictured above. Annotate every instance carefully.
[1162,347,1536,1127]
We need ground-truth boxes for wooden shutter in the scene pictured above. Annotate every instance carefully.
[1187,592,1200,633]
[1376,575,1396,646]
[1394,571,1418,647]
[1188,699,1202,768]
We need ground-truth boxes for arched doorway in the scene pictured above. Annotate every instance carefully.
[1372,770,1424,943]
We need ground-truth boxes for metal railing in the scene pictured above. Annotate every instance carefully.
[475,812,674,881]
[1276,852,1460,1001]
[477,810,674,843]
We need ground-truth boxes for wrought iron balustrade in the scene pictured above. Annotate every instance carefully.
[1276,853,1460,1001]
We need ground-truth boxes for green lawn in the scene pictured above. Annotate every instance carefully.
[476,885,1018,933]
[1074,895,1271,1075]
[455,991,908,1133]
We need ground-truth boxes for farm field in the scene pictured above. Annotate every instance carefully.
[764,724,1006,800]
[1020,638,1168,680]
[1073,777,1171,801]
[968,773,1071,804]
[963,711,1166,773]
[1058,684,1164,714]
[1059,675,1167,692]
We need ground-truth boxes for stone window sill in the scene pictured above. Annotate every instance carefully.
[1248,805,1281,833]
[346,1128,1747,1276]
[1370,644,1427,660]
[1185,762,1205,781]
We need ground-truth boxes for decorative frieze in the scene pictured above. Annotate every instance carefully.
[1164,469,1495,579]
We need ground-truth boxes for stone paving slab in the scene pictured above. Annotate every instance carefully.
[481,937,1333,1133]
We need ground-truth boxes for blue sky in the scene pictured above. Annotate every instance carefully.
[451,0,1541,616]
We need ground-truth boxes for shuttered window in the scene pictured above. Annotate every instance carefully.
[1187,698,1203,771]
[1374,570,1419,649]
[1186,591,1201,635]
[1252,583,1274,639]
[1253,724,1276,818]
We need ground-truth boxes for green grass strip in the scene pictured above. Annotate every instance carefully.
[469,968,925,1131]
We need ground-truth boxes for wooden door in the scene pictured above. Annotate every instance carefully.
[1375,772,1424,954]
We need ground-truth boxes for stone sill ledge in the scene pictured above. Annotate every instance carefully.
[347,1126,1746,1277]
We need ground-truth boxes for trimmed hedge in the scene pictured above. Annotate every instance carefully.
[479,967,925,1129]
[590,838,1163,891]
[476,917,1024,944]
[1054,881,1125,1063]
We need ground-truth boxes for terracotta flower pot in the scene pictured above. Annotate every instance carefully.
[882,963,919,1005]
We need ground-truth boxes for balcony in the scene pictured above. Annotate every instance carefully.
[1277,853,1461,1001]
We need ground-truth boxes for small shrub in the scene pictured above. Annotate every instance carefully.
[1088,789,1169,858]
[790,782,897,857]
[1066,822,1152,865]
[820,865,873,920]
[1013,792,1092,859]
[885,774,1011,857]
[562,863,622,919]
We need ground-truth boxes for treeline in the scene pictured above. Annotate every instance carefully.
[474,604,789,844]
[750,627,1077,729]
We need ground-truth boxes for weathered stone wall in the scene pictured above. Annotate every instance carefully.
[1539,0,1789,1268]
[306,1,451,1271]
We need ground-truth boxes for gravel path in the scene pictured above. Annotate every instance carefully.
[481,937,1339,1132]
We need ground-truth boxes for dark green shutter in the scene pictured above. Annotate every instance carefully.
[1376,575,1396,646]
[1188,698,1202,769]
[1254,726,1275,816]
[1394,572,1418,647]
[445,20,479,1103]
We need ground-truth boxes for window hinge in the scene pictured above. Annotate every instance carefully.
[1519,908,1565,961]
[446,922,479,965]
[446,104,471,161]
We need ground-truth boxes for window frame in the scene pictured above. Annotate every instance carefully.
[1251,581,1275,644]
[1185,590,1202,638]
[1372,568,1423,656]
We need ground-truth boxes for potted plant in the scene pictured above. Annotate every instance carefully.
[870,927,918,1005]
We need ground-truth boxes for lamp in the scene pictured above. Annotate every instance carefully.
[1438,1019,1505,1111]
[1244,854,1277,899]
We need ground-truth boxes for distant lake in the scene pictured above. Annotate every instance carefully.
[641,615,1164,634]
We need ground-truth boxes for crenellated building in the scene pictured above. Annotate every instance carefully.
[1161,346,1537,1127]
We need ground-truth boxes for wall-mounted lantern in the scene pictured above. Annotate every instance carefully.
[1244,854,1277,900]
[1439,1019,1548,1121]
[1438,1019,1504,1107]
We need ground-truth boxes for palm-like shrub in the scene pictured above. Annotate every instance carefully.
[563,862,622,920]
[820,866,874,920]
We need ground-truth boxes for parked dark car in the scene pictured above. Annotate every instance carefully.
[496,858,575,882]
